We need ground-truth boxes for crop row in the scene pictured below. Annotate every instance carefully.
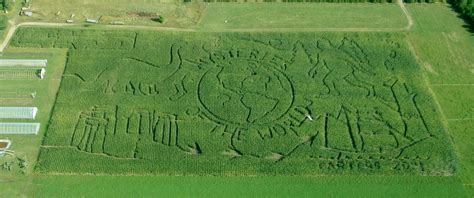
[182,0,444,3]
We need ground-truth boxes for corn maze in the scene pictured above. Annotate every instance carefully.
[12,28,455,175]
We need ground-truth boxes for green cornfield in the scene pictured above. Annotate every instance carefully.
[11,27,456,175]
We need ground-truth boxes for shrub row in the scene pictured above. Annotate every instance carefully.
[451,0,474,25]
[0,16,6,31]
[182,0,445,3]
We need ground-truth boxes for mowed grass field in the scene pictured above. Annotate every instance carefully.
[406,4,474,194]
[24,0,204,28]
[25,1,408,31]
[198,3,408,31]
[31,175,466,197]
[0,16,7,39]
[0,2,472,197]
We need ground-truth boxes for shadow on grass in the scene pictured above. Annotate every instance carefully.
[447,2,474,34]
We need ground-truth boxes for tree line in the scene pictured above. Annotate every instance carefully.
[0,16,6,31]
[1,0,12,11]
[182,0,448,2]
[451,0,474,25]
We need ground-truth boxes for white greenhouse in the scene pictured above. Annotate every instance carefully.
[0,123,40,135]
[0,107,38,119]
[0,59,48,67]
[0,69,39,79]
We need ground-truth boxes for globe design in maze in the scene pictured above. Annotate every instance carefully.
[198,58,294,126]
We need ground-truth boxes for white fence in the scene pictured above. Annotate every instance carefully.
[0,59,48,67]
[0,107,38,119]
[0,123,40,135]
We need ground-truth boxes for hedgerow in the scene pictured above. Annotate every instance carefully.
[0,16,6,32]
[181,0,445,3]
[451,0,474,25]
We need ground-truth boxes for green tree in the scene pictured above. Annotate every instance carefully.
[451,0,474,26]
[2,0,11,11]
[0,17,6,30]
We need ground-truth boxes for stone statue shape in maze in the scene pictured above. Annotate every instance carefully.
[70,45,189,158]
[308,38,375,97]
[297,38,434,158]
[71,106,179,158]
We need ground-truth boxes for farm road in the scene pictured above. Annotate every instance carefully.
[398,0,414,31]
[0,2,413,52]
[0,20,16,52]
[0,22,408,53]
[0,22,197,52]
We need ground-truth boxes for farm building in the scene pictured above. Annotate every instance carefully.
[86,19,98,24]
[39,68,46,79]
[0,139,11,157]
[0,59,48,67]
[0,123,41,135]
[24,11,33,17]
[0,107,38,119]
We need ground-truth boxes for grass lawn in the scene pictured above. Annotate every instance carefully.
[448,120,474,183]
[432,86,474,119]
[198,3,408,31]
[406,3,474,196]
[0,16,7,40]
[407,4,474,84]
[24,0,204,28]
[30,175,467,198]
[25,2,408,31]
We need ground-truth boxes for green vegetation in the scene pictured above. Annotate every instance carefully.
[0,0,12,11]
[10,28,456,175]
[198,3,407,31]
[407,4,474,196]
[433,86,474,119]
[1,1,472,197]
[31,175,467,197]
[25,1,409,31]
[26,0,204,27]
[0,16,6,37]
[0,15,4,26]
[407,4,474,84]
[404,0,444,3]
[451,0,474,24]
[192,0,397,3]
[151,15,165,23]
[184,0,444,3]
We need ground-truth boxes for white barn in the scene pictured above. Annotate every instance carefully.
[0,59,48,67]
[0,107,38,119]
